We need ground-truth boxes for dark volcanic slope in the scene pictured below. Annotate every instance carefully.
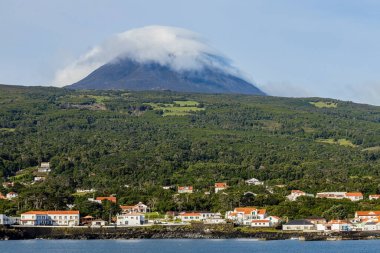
[67,58,265,95]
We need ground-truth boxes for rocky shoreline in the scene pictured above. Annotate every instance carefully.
[1,224,380,241]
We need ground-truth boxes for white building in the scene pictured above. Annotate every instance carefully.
[355,211,380,221]
[178,212,202,222]
[0,214,15,225]
[251,220,271,227]
[369,195,380,200]
[282,220,315,231]
[245,178,264,186]
[287,190,313,201]
[34,176,46,182]
[363,221,378,231]
[178,186,193,194]
[329,220,352,231]
[203,213,226,224]
[91,219,107,227]
[117,213,145,226]
[316,191,363,201]
[6,192,18,200]
[20,211,80,226]
[226,207,267,225]
[250,216,281,228]
[316,192,347,200]
[120,202,149,214]
[214,183,227,193]
[344,192,363,201]
[76,189,96,193]
[178,212,221,223]
[38,162,51,173]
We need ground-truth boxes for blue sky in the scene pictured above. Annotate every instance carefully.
[1,0,380,105]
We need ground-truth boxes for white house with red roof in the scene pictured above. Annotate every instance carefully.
[120,202,149,214]
[178,186,193,194]
[89,196,117,204]
[329,220,352,231]
[178,212,219,222]
[316,192,347,200]
[355,211,380,221]
[6,192,18,200]
[369,195,380,200]
[178,212,202,222]
[117,213,145,226]
[250,216,282,228]
[226,207,267,225]
[214,182,228,193]
[287,190,313,201]
[20,210,80,226]
[344,192,363,201]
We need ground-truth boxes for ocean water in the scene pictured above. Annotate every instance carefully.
[1,239,380,253]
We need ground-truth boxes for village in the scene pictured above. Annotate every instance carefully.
[2,163,380,233]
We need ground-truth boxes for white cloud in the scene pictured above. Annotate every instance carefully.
[53,26,245,86]
[339,82,380,106]
[260,81,314,98]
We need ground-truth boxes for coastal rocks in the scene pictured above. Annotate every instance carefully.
[4,225,380,241]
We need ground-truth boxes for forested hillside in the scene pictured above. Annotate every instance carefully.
[1,84,380,219]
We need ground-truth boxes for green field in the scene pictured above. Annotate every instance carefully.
[60,95,111,104]
[316,138,357,147]
[310,101,338,108]
[146,100,204,116]
[0,128,15,132]
[174,100,200,107]
[362,146,380,152]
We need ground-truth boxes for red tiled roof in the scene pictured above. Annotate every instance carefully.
[121,212,143,216]
[329,220,350,224]
[179,212,201,217]
[356,211,380,216]
[345,192,363,197]
[178,186,193,190]
[234,207,257,214]
[96,196,117,203]
[22,210,79,215]
[215,183,227,188]
[120,205,134,209]
[252,220,270,223]
[291,190,305,194]
[258,209,267,215]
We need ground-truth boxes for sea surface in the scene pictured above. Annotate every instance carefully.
[1,239,380,253]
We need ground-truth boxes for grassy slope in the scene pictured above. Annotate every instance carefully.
[0,84,380,193]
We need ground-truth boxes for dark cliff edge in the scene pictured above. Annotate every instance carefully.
[2,224,380,241]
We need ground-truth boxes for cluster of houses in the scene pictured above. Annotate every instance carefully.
[286,190,380,202]
[3,200,380,233]
[174,178,264,195]
[283,211,380,232]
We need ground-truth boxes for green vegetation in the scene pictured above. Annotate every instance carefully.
[0,84,380,219]
[316,138,357,148]
[310,101,338,108]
